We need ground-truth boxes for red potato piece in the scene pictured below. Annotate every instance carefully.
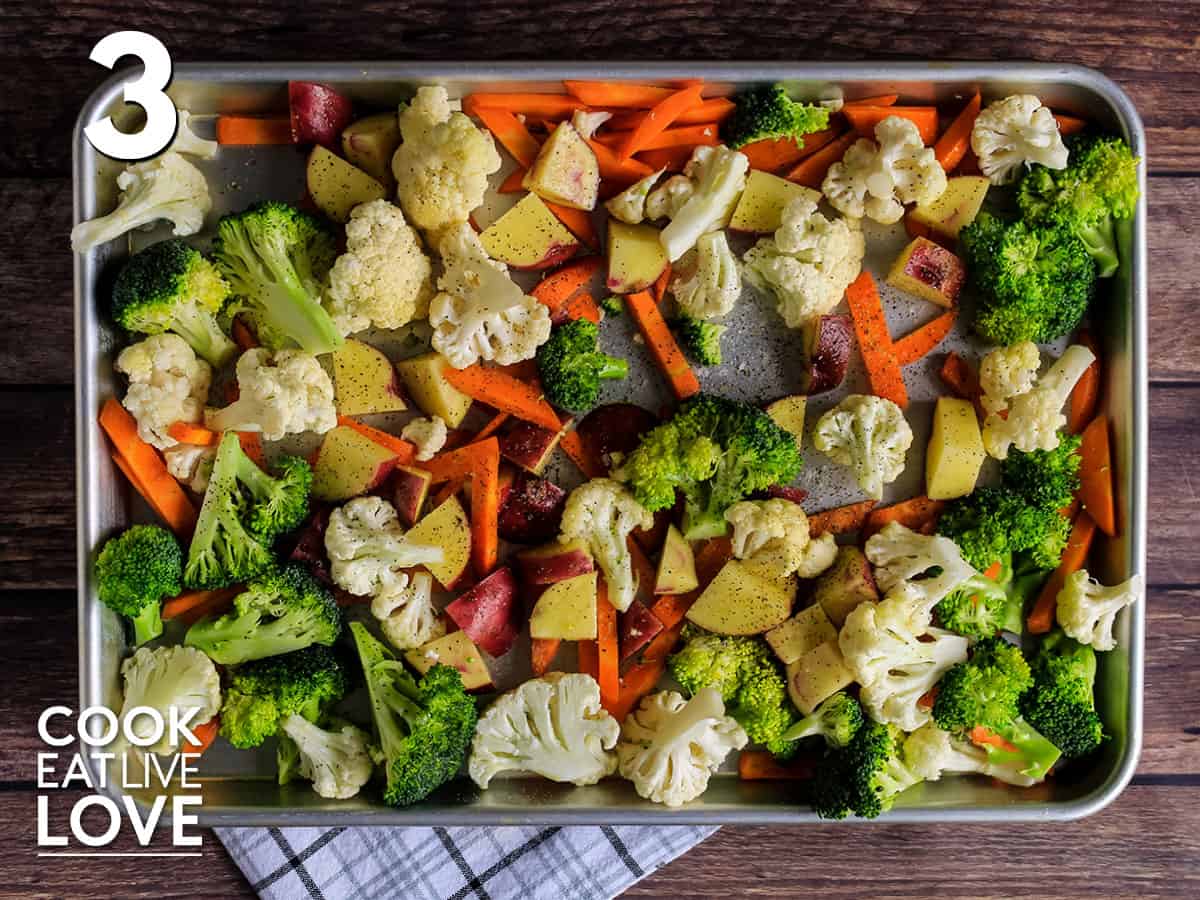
[516,539,595,585]
[289,81,354,149]
[390,465,433,528]
[445,567,521,657]
[576,403,659,470]
[288,506,333,585]
[498,471,568,544]
[799,314,853,395]
[499,419,566,474]
[764,484,809,505]
[620,599,666,662]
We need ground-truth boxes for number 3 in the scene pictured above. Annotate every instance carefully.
[84,31,176,161]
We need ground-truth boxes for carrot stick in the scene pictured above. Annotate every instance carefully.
[609,659,666,722]
[162,587,239,621]
[560,291,602,325]
[474,412,509,442]
[599,123,719,152]
[893,310,959,366]
[431,477,465,508]
[546,202,598,249]
[463,93,586,119]
[844,94,900,108]
[231,316,259,352]
[421,444,479,484]
[1054,114,1089,136]
[1078,415,1116,537]
[564,81,677,108]
[472,107,541,169]
[606,97,735,129]
[587,139,655,181]
[167,422,218,446]
[595,581,620,711]
[652,264,672,303]
[864,495,946,538]
[808,500,877,536]
[785,131,856,188]
[845,271,907,407]
[493,359,540,383]
[498,167,527,193]
[625,290,700,401]
[577,636,600,680]
[969,725,1019,754]
[844,106,940,145]
[641,622,685,663]
[738,750,815,781]
[531,257,604,316]
[237,432,266,468]
[559,429,605,478]
[1068,330,1101,435]
[216,116,292,145]
[182,716,222,758]
[441,365,563,432]
[335,416,415,464]
[110,451,149,499]
[99,399,197,536]
[1027,511,1096,634]
[531,637,562,677]
[738,138,809,174]
[636,145,694,173]
[470,437,501,574]
[648,594,692,631]
[934,93,981,172]
[939,352,979,400]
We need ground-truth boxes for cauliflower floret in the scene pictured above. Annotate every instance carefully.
[864,521,977,614]
[812,395,913,500]
[204,348,336,441]
[371,570,445,650]
[571,109,613,140]
[838,582,939,690]
[392,86,501,235]
[904,722,1037,787]
[429,223,552,369]
[979,340,1041,415]
[742,198,865,328]
[1056,568,1142,651]
[323,199,434,336]
[724,500,838,581]
[822,117,947,224]
[982,343,1096,460]
[116,334,212,450]
[558,478,654,613]
[401,415,448,462]
[118,645,221,755]
[793,531,838,579]
[671,230,742,320]
[470,673,620,789]
[325,497,444,598]
[279,714,376,800]
[971,94,1069,186]
[858,623,967,730]
[616,687,748,807]
[606,168,665,224]
[653,145,749,261]
[71,152,211,253]
[163,442,216,493]
[169,110,219,159]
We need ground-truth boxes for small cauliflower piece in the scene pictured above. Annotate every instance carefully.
[571,109,613,140]
[971,94,1069,186]
[605,168,666,224]
[653,145,750,261]
[822,117,947,224]
[558,478,654,613]
[429,223,552,369]
[1056,568,1142,651]
[470,672,620,788]
[116,334,212,450]
[118,645,221,755]
[163,443,216,493]
[392,86,502,236]
[617,687,747,807]
[858,624,967,731]
[812,395,913,500]
[838,582,935,689]
[71,152,211,253]
[370,570,444,651]
[979,340,1041,416]
[205,348,337,441]
[865,521,977,614]
[982,343,1096,460]
[170,110,219,159]
[279,714,376,800]
[401,415,448,462]
[723,499,834,579]
[324,199,434,336]
[325,496,444,598]
[644,174,695,222]
[671,230,742,320]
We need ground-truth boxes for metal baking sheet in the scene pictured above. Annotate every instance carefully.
[74,63,1147,825]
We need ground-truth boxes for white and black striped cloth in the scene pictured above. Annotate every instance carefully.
[217,825,716,899]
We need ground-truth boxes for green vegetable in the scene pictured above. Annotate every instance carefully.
[617,393,803,540]
[935,571,1010,640]
[236,451,313,539]
[351,622,477,807]
[220,644,348,749]
[94,524,183,646]
[780,691,863,748]
[111,238,236,367]
[722,84,830,150]
[600,295,624,316]
[213,201,342,355]
[185,563,341,665]
[672,315,725,366]
[1001,433,1082,514]
[1021,631,1104,759]
[535,318,629,412]
[811,720,921,820]
[960,211,1096,345]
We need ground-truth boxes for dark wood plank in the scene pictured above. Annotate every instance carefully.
[1145,176,1200,383]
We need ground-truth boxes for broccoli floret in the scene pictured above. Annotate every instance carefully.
[618,393,803,540]
[600,295,624,316]
[185,563,341,665]
[350,622,477,806]
[1001,434,1082,513]
[811,720,921,820]
[781,691,863,749]
[111,239,236,367]
[213,201,342,355]
[1017,134,1140,277]
[95,524,183,645]
[535,318,629,412]
[960,212,1096,345]
[938,485,1071,573]
[935,571,1011,640]
[236,451,313,539]
[220,644,349,749]
[1021,631,1104,759]
[673,315,725,366]
[723,84,830,149]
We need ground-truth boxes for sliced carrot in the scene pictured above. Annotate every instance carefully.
[934,93,982,172]
[969,725,1019,754]
[231,316,259,352]
[864,495,946,538]
[1068,330,1101,435]
[431,477,466,508]
[531,637,562,677]
[421,444,480,484]
[498,167,527,193]
[161,587,239,621]
[1079,415,1116,537]
[808,500,877,536]
[463,93,586,119]
[237,432,266,468]
[609,659,666,722]
[648,594,693,631]
[471,106,541,169]
[845,271,907,407]
[738,750,815,781]
[1054,114,1089,136]
[844,105,940,144]
[577,635,600,680]
[99,399,197,536]
[493,359,540,383]
[335,416,415,464]
[606,97,735,129]
[636,145,694,173]
[599,123,719,152]
[531,257,604,316]
[739,137,809,174]
[474,412,509,442]
[587,139,655,181]
[893,310,958,366]
[1027,511,1097,634]
[641,621,685,663]
[559,429,605,478]
[110,451,149,499]
[470,437,501,574]
[546,202,599,249]
[844,94,900,108]
[560,291,602,324]
[785,131,856,188]
[564,81,677,108]
[939,352,979,401]
[595,581,620,711]
[625,290,700,401]
[182,716,222,758]
[441,364,563,432]
[216,116,292,145]
[167,422,217,446]
[652,264,672,303]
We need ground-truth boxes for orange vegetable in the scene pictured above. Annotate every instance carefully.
[431,477,465,509]
[559,429,605,478]
[493,359,540,383]
[1078,415,1116,537]
[785,131,856,188]
[560,291,602,324]
[577,636,599,680]
[564,81,677,108]
[609,659,666,722]
[421,443,481,484]
[531,257,603,315]
[470,437,501,574]
[463,93,586,119]
[1068,330,1101,434]
[652,264,672,303]
[474,412,509,442]
[648,594,692,631]
[162,587,239,621]
[587,139,655,181]
[808,500,877,537]
[531,637,562,677]
[636,145,695,173]
[597,123,719,151]
[641,622,685,663]
[498,167,527,193]
[231,316,259,352]
[845,271,908,407]
[1027,511,1097,634]
[1054,114,1089,136]
[625,290,700,401]
[595,582,620,711]
[844,94,900,108]
[864,496,946,537]
[546,202,599,249]
[918,686,938,710]
[216,116,292,145]
[110,451,149,499]
[969,726,1019,754]
[99,399,197,536]
[182,716,222,758]
[934,93,982,172]
[237,432,266,468]
[939,352,981,403]
[893,310,958,366]
[606,97,735,129]
[843,105,940,144]
[441,364,562,432]
[335,416,415,464]
[167,422,217,446]
[738,750,815,781]
[471,106,541,168]
[738,137,809,173]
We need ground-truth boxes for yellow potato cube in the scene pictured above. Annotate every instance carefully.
[926,396,985,500]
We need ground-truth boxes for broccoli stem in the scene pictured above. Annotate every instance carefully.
[170,304,238,368]
[597,357,629,381]
[988,717,1062,781]
[130,601,164,646]
[1076,216,1120,277]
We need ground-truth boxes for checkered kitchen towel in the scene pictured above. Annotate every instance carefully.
[217,824,716,900]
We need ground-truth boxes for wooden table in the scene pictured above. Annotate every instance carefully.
[1,1,1197,896]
